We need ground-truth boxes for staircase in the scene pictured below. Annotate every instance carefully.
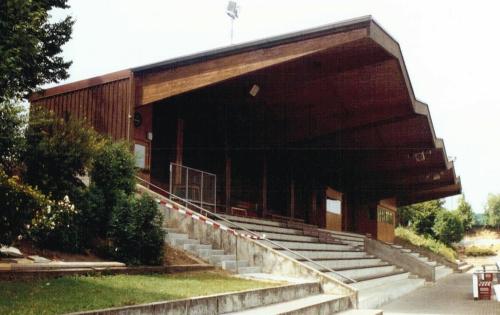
[217,214,425,309]
[164,227,261,274]
[390,244,454,280]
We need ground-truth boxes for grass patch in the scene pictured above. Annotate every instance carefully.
[395,227,457,262]
[464,246,497,257]
[0,271,279,315]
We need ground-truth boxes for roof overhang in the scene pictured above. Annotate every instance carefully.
[30,16,461,204]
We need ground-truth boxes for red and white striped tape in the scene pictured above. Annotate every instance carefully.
[156,199,261,240]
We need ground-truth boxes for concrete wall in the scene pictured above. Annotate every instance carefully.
[365,238,435,281]
[68,283,318,315]
[394,239,460,271]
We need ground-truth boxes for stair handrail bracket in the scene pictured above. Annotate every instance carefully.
[135,176,358,287]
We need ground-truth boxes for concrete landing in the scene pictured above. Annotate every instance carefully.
[382,273,500,315]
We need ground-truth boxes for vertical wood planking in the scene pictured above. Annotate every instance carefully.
[31,78,131,140]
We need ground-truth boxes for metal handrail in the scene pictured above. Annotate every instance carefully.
[135,176,357,283]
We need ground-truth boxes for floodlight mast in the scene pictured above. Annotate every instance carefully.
[226,1,239,44]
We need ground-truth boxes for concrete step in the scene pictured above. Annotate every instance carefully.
[282,250,370,260]
[224,293,350,314]
[165,232,188,240]
[264,240,354,251]
[209,254,236,264]
[218,221,304,236]
[303,258,382,270]
[163,227,182,233]
[458,263,474,273]
[350,271,410,290]
[329,264,396,280]
[232,266,262,274]
[357,277,425,308]
[436,265,453,280]
[183,243,212,252]
[221,260,249,269]
[250,231,319,243]
[172,238,200,246]
[218,214,285,228]
[198,248,224,258]
[337,309,383,315]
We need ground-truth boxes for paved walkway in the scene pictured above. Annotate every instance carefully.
[381,273,499,315]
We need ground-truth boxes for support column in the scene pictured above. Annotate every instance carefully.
[310,190,317,225]
[290,180,295,218]
[225,157,231,214]
[261,157,267,216]
[175,118,184,165]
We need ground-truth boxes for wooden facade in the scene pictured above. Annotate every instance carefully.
[30,17,461,242]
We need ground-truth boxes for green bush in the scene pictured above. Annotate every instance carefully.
[395,227,457,262]
[81,141,136,238]
[28,195,81,252]
[108,193,164,265]
[0,170,48,246]
[465,246,496,257]
[23,108,103,200]
[433,211,465,245]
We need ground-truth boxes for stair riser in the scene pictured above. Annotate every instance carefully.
[280,296,351,315]
[218,214,285,227]
[331,266,397,280]
[198,249,224,258]
[221,260,249,269]
[351,272,410,290]
[234,266,262,274]
[219,222,303,235]
[172,238,200,246]
[282,251,369,260]
[304,258,382,269]
[260,233,320,243]
[183,244,212,252]
[209,255,236,264]
[268,241,353,251]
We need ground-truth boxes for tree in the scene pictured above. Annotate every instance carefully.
[485,193,500,228]
[0,0,74,101]
[0,101,26,173]
[456,195,474,231]
[23,108,104,200]
[433,210,465,245]
[398,200,445,237]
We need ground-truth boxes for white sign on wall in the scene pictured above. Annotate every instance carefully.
[134,143,146,169]
[326,199,341,215]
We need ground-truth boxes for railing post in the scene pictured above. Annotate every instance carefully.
[185,167,189,208]
[201,172,204,210]
[235,233,238,274]
[169,163,173,201]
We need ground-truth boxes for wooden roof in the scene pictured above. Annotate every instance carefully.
[30,16,461,205]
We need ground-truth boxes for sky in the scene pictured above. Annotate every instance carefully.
[49,0,500,213]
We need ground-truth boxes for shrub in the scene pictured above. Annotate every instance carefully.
[28,195,81,252]
[81,141,137,238]
[395,227,457,262]
[108,193,164,265]
[23,108,104,200]
[0,169,48,246]
[465,246,496,257]
[433,211,465,245]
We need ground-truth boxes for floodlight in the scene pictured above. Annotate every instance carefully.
[226,1,239,19]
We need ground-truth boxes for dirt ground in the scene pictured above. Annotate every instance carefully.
[14,240,104,262]
[164,245,200,265]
